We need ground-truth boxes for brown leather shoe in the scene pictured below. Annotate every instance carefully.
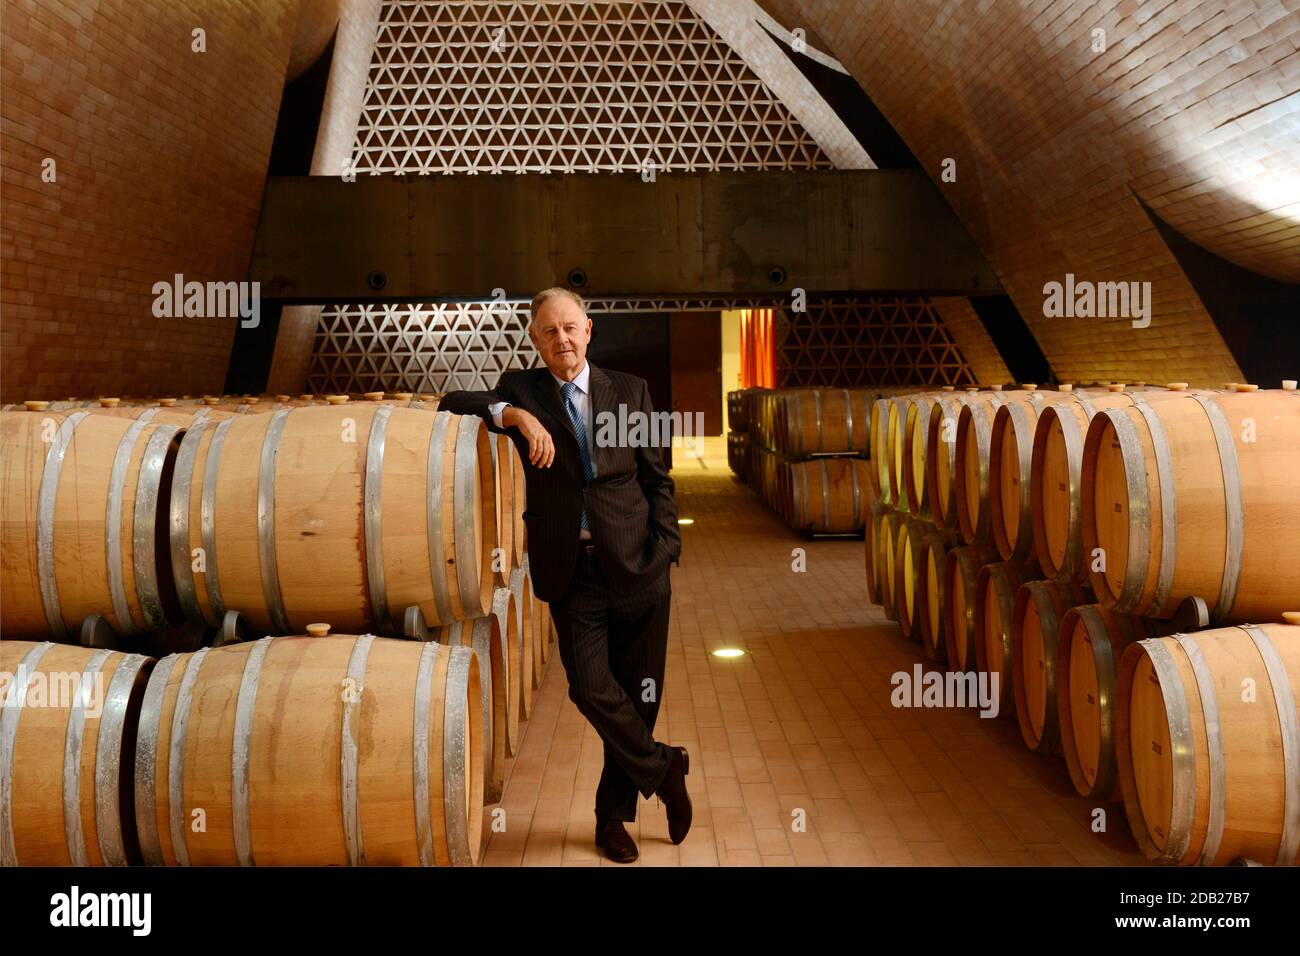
[594,817,638,863]
[654,745,692,845]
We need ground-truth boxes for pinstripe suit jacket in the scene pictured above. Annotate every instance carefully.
[439,362,681,603]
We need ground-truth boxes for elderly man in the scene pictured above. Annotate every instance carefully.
[439,287,691,862]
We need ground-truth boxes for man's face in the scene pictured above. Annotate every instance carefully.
[529,296,592,379]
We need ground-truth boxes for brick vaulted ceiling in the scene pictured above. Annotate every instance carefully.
[754,0,1300,385]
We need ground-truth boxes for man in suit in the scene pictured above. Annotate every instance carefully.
[439,287,692,862]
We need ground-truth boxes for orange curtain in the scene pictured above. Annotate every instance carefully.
[739,308,776,388]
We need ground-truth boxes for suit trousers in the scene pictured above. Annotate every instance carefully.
[549,548,673,822]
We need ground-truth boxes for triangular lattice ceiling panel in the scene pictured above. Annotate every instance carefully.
[308,0,975,395]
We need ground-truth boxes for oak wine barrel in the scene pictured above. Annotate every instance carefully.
[924,391,978,533]
[1010,578,1092,753]
[917,526,959,662]
[941,542,997,671]
[988,389,1081,561]
[168,405,498,635]
[1116,616,1300,865]
[869,397,893,506]
[1030,384,1207,581]
[1081,388,1300,622]
[775,389,871,459]
[953,386,1049,543]
[1055,604,1155,801]
[788,456,869,533]
[894,518,931,642]
[878,510,907,621]
[1,641,153,865]
[1,408,185,640]
[865,499,885,603]
[973,557,1041,718]
[437,596,513,800]
[133,633,483,866]
[885,391,948,513]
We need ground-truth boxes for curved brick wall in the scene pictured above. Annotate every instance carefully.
[753,0,1297,385]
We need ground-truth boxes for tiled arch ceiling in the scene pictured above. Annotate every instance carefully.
[308,0,977,394]
[750,0,1300,385]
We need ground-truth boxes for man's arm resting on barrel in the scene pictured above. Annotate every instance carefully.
[439,375,556,467]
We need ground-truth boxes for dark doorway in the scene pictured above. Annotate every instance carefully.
[588,312,673,469]
[669,311,723,436]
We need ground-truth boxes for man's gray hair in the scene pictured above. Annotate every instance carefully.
[530,286,587,319]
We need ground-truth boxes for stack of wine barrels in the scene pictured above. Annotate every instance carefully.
[727,387,876,533]
[0,392,561,867]
[865,378,1300,865]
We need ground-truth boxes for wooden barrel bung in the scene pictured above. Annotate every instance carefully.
[0,640,153,865]
[134,635,483,866]
[1010,578,1091,753]
[1116,618,1300,865]
[1055,605,1154,801]
[305,623,331,637]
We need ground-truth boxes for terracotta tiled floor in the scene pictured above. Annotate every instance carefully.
[483,438,1144,866]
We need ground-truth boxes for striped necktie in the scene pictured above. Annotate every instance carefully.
[561,381,594,530]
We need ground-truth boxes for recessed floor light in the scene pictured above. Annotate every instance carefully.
[712,648,745,658]
[678,517,694,525]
